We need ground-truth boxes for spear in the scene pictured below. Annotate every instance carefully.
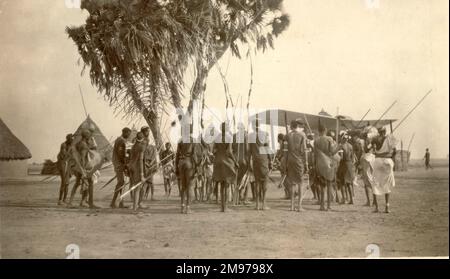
[119,174,155,200]
[41,175,55,182]
[355,109,371,129]
[393,89,432,133]
[113,151,172,194]
[373,100,397,127]
[277,111,289,189]
[303,114,312,134]
[99,175,117,190]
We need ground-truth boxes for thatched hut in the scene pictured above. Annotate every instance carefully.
[73,115,113,161]
[0,118,32,177]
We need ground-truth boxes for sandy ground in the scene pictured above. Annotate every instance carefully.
[0,165,448,259]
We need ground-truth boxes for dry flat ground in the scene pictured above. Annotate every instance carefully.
[0,165,448,259]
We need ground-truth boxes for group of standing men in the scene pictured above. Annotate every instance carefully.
[56,126,161,211]
[56,127,102,209]
[276,119,396,213]
[110,127,159,211]
[174,119,274,214]
[56,117,396,214]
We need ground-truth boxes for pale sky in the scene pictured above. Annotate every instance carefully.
[0,0,448,162]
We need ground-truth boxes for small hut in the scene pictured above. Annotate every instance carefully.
[0,118,32,177]
[394,149,411,171]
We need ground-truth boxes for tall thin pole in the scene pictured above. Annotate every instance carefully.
[401,140,404,171]
[78,84,88,118]
[373,100,397,127]
[303,114,312,134]
[355,108,371,129]
[336,107,339,142]
[393,89,433,133]
[407,133,415,152]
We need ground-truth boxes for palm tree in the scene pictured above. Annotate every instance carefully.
[67,0,289,147]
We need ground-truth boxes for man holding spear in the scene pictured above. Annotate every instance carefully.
[141,126,159,201]
[126,131,149,211]
[175,130,203,214]
[110,127,131,209]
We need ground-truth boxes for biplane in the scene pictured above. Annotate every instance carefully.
[250,109,397,133]
[249,109,397,152]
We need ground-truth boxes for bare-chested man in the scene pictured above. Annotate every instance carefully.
[314,125,339,211]
[141,127,158,201]
[57,133,74,205]
[110,127,131,208]
[337,134,354,204]
[127,132,147,211]
[160,142,175,198]
[175,134,203,214]
[285,119,308,212]
[67,129,100,209]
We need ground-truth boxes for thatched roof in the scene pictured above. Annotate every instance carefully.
[73,115,113,161]
[0,118,32,161]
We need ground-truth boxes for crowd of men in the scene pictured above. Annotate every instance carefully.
[55,118,397,214]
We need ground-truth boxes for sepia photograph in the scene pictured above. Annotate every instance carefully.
[0,0,448,261]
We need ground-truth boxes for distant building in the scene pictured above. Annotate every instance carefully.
[318,109,332,117]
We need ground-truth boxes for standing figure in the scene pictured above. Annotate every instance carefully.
[213,122,238,212]
[306,133,319,202]
[285,119,308,212]
[276,133,289,199]
[424,148,432,170]
[193,139,209,202]
[57,133,74,205]
[337,134,355,204]
[326,130,341,203]
[372,127,396,213]
[314,125,340,211]
[127,132,147,211]
[175,136,203,214]
[160,142,175,198]
[233,122,250,204]
[110,127,131,208]
[67,129,101,209]
[204,148,214,201]
[141,127,158,201]
[248,118,273,211]
[359,127,378,206]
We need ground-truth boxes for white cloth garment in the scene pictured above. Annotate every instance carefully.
[362,134,397,195]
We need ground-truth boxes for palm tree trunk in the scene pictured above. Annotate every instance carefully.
[188,64,209,113]
[187,47,228,113]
